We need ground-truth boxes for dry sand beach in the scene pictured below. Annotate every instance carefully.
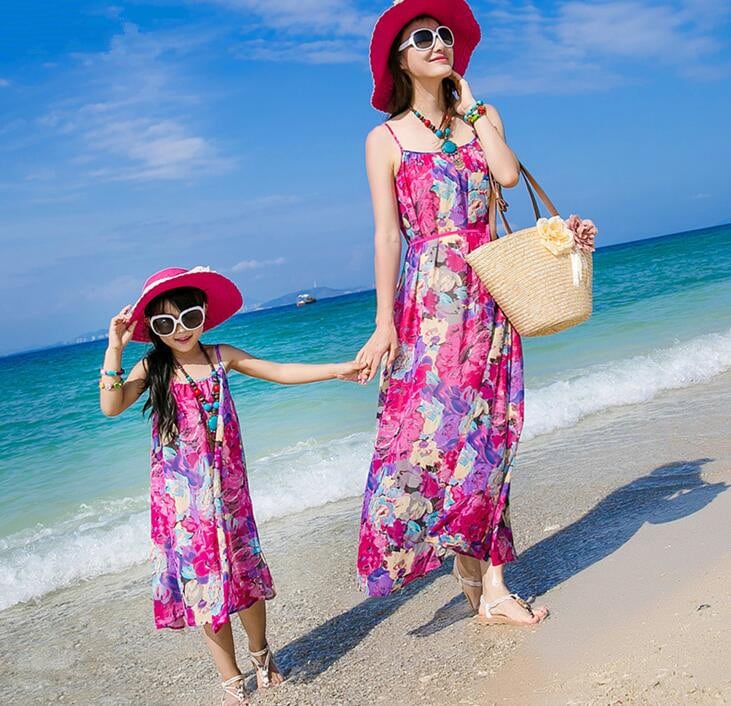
[1,372,729,706]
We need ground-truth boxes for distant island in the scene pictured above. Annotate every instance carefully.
[2,283,375,357]
[67,286,371,347]
[255,286,368,311]
[72,329,111,345]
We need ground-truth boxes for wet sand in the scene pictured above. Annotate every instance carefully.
[1,373,729,705]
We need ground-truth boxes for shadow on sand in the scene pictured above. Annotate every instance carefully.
[276,458,725,680]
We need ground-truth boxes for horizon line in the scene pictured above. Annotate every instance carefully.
[1,220,729,360]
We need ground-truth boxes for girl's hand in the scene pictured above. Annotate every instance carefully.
[450,70,477,116]
[108,305,138,351]
[356,323,399,384]
[335,360,370,383]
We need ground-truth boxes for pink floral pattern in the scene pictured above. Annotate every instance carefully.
[150,346,274,632]
[357,133,525,596]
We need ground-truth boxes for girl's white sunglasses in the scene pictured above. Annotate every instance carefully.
[148,306,206,337]
[399,25,454,52]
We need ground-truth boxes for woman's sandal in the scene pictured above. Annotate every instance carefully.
[477,593,549,626]
[452,560,483,613]
[249,643,281,690]
[221,674,248,705]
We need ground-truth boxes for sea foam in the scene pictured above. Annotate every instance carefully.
[2,327,730,611]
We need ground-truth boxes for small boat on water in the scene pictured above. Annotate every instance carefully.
[296,293,317,307]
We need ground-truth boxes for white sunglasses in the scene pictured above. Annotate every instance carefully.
[399,25,455,52]
[148,305,206,337]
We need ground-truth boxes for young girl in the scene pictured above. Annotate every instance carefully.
[100,266,364,705]
[356,0,549,626]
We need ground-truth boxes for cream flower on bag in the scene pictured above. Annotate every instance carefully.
[537,215,575,256]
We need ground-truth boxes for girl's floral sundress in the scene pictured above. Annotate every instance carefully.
[150,345,275,632]
[357,127,525,596]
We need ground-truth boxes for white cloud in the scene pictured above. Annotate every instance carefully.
[556,1,722,62]
[84,274,140,302]
[232,39,362,64]
[196,0,375,64]
[24,167,56,182]
[37,23,229,181]
[232,257,287,272]
[85,118,228,181]
[0,78,10,87]
[471,0,731,95]
[200,0,375,37]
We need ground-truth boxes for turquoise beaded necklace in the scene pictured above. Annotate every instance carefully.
[174,344,221,438]
[411,107,458,154]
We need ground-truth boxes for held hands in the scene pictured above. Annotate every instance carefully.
[108,305,138,351]
[450,70,477,116]
[335,360,371,383]
[355,323,399,384]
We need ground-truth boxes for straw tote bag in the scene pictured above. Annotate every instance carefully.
[465,165,595,337]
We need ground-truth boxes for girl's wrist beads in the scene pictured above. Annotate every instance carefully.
[99,367,125,390]
[463,100,487,125]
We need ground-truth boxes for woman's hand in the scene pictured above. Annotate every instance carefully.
[356,323,399,384]
[450,70,477,116]
[108,305,138,351]
[334,360,370,383]
[450,78,519,186]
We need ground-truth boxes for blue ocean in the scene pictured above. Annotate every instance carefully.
[1,223,730,611]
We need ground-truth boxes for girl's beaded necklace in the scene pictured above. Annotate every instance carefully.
[174,344,221,442]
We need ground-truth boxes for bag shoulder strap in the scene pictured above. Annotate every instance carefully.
[489,162,560,238]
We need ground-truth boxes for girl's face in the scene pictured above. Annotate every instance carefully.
[147,300,206,354]
[399,16,454,83]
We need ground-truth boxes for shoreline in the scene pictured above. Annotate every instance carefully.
[1,372,729,705]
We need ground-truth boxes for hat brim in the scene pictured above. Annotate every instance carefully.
[129,270,243,343]
[370,0,481,113]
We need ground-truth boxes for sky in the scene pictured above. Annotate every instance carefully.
[1,0,730,354]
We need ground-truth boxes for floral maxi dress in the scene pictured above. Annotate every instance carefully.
[150,345,275,631]
[357,128,525,596]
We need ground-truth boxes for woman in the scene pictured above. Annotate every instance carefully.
[356,0,548,626]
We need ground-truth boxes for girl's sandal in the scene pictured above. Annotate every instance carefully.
[477,593,549,626]
[221,674,248,706]
[452,560,483,613]
[249,643,281,690]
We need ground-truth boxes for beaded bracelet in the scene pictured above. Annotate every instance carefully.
[99,380,124,391]
[463,100,487,125]
[100,368,125,377]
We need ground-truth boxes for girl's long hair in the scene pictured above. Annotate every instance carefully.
[387,15,457,118]
[142,287,207,443]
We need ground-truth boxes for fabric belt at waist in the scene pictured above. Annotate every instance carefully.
[407,226,490,251]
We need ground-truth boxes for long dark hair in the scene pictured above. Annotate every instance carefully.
[142,287,207,443]
[387,15,457,117]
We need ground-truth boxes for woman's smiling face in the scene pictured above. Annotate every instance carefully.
[398,16,454,82]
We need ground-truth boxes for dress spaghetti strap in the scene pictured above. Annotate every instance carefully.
[383,122,403,154]
[214,344,224,368]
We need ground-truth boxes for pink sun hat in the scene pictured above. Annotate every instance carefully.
[128,266,243,343]
[370,0,481,113]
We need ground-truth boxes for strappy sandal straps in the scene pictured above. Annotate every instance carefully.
[221,674,247,705]
[453,560,483,613]
[249,643,275,689]
[482,593,536,618]
[453,563,482,589]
